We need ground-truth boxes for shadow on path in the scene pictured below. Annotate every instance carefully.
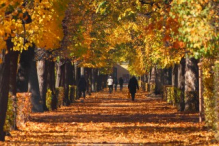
[3,88,217,145]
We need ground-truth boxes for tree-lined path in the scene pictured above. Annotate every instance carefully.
[1,88,217,145]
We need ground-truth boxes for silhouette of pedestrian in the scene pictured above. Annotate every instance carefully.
[78,75,87,99]
[114,78,118,91]
[128,76,139,101]
[107,76,113,94]
[119,77,124,91]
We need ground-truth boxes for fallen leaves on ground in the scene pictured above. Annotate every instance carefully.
[1,88,219,145]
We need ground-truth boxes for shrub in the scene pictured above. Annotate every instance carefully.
[46,89,52,111]
[56,87,64,107]
[202,59,216,129]
[214,60,219,131]
[4,94,15,132]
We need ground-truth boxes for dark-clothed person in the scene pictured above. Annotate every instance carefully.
[114,78,118,91]
[128,76,139,101]
[119,77,124,91]
[78,75,87,98]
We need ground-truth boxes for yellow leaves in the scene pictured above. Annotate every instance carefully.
[0,0,68,52]
[12,36,27,51]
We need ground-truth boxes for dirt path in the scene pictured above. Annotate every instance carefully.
[1,88,218,145]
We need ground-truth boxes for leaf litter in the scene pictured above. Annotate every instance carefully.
[1,88,219,145]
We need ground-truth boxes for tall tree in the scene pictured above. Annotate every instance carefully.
[184,57,199,112]
[28,47,44,112]
[37,58,48,111]
[0,43,10,141]
[178,58,185,111]
[47,60,57,110]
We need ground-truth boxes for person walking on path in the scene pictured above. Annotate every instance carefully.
[119,77,124,91]
[114,78,118,92]
[107,76,113,94]
[78,75,87,99]
[128,76,139,101]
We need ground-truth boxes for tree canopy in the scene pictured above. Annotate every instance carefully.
[0,0,218,74]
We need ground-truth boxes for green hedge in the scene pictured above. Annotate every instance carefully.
[202,59,216,129]
[4,94,15,132]
[46,89,53,111]
[69,85,77,102]
[215,60,219,131]
[165,87,181,105]
[4,93,32,131]
[56,87,64,108]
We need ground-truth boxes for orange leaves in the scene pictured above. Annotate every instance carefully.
[145,23,155,36]
[173,40,185,49]
[4,89,218,145]
[143,12,183,68]
[166,17,179,33]
[163,35,171,42]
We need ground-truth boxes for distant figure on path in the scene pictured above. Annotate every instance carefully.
[107,76,113,94]
[119,77,124,91]
[78,75,87,98]
[128,76,139,101]
[114,78,118,91]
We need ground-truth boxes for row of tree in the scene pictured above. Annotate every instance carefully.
[78,0,218,132]
[0,0,109,141]
[0,0,68,141]
[0,0,218,141]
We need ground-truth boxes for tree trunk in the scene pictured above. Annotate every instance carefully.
[163,68,172,85]
[60,63,65,88]
[150,67,156,83]
[74,62,78,85]
[97,70,101,92]
[72,62,76,85]
[86,68,92,95]
[91,68,97,92]
[16,50,30,92]
[148,69,151,84]
[28,47,43,112]
[172,64,179,110]
[9,51,19,95]
[172,65,178,88]
[184,57,199,112]
[8,42,19,130]
[37,60,48,111]
[68,62,74,85]
[0,44,11,141]
[80,67,84,76]
[63,61,70,106]
[47,61,57,110]
[68,62,74,103]
[55,61,62,88]
[73,61,80,99]
[178,58,185,111]
[155,68,163,95]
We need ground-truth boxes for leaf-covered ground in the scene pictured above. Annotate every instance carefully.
[1,88,219,145]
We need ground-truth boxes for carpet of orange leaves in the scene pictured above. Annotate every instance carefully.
[1,88,219,145]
